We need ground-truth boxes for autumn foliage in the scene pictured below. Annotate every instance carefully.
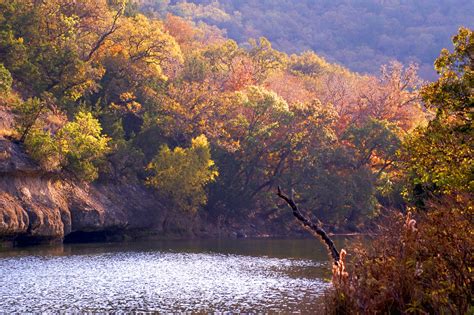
[326,197,473,314]
[0,1,472,312]
[0,1,469,233]
[326,27,473,314]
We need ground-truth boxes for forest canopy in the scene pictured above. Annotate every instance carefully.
[138,0,474,79]
[0,0,471,234]
[0,1,471,313]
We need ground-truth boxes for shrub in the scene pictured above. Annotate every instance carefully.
[0,63,12,94]
[56,111,110,181]
[24,111,110,181]
[24,128,61,171]
[326,196,473,314]
[13,97,48,142]
[146,134,218,212]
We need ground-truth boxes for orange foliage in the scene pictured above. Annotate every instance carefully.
[265,72,314,104]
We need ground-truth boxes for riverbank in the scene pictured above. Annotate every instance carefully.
[0,134,307,247]
[0,107,354,248]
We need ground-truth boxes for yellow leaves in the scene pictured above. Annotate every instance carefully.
[241,85,290,113]
[288,51,334,77]
[110,92,142,114]
[115,14,183,63]
[146,135,218,212]
[248,37,287,83]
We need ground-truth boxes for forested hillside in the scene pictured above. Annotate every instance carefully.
[138,0,474,79]
[0,1,472,312]
[0,0,471,234]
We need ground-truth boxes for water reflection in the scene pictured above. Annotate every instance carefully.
[0,238,356,313]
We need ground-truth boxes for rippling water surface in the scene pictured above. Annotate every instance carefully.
[0,238,352,313]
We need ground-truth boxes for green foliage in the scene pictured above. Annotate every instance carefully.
[343,118,401,170]
[24,128,61,171]
[24,111,110,181]
[0,63,12,94]
[288,51,343,77]
[146,135,218,212]
[0,0,100,105]
[403,27,473,198]
[56,112,110,181]
[294,118,402,227]
[104,118,146,179]
[328,29,474,314]
[427,27,473,129]
[248,37,287,83]
[4,0,460,231]
[404,125,473,197]
[170,1,231,23]
[13,97,48,142]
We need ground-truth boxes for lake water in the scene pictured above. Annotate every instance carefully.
[0,238,354,313]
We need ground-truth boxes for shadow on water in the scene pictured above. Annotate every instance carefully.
[0,236,363,258]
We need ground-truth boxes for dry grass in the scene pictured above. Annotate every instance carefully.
[326,195,473,314]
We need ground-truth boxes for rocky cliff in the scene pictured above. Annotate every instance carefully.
[0,132,226,246]
[0,106,300,246]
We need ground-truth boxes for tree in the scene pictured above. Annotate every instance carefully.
[13,97,49,142]
[343,118,401,175]
[24,111,110,181]
[24,128,61,171]
[146,135,218,212]
[0,0,106,108]
[288,51,333,77]
[212,86,293,206]
[89,13,183,138]
[403,27,473,199]
[56,112,110,181]
[248,37,286,84]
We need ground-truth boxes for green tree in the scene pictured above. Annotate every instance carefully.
[24,111,110,181]
[248,37,287,83]
[24,128,61,171]
[56,111,110,181]
[403,27,473,199]
[0,0,102,105]
[13,97,49,142]
[146,135,218,212]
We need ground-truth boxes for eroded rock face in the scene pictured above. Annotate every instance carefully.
[0,138,167,244]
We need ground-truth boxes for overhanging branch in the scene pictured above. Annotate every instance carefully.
[277,186,340,264]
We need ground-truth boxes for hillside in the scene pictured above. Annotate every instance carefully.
[141,0,474,79]
[0,1,472,313]
[0,1,471,245]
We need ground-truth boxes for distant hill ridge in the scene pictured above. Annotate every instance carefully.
[139,0,474,79]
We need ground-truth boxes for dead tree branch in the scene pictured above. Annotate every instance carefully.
[277,186,340,264]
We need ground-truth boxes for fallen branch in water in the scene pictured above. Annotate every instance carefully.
[277,186,340,264]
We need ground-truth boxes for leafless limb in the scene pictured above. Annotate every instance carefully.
[277,186,340,264]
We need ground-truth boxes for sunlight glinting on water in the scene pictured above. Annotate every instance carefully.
[0,251,330,313]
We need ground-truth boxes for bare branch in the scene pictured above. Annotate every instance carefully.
[277,186,340,264]
[85,5,124,62]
